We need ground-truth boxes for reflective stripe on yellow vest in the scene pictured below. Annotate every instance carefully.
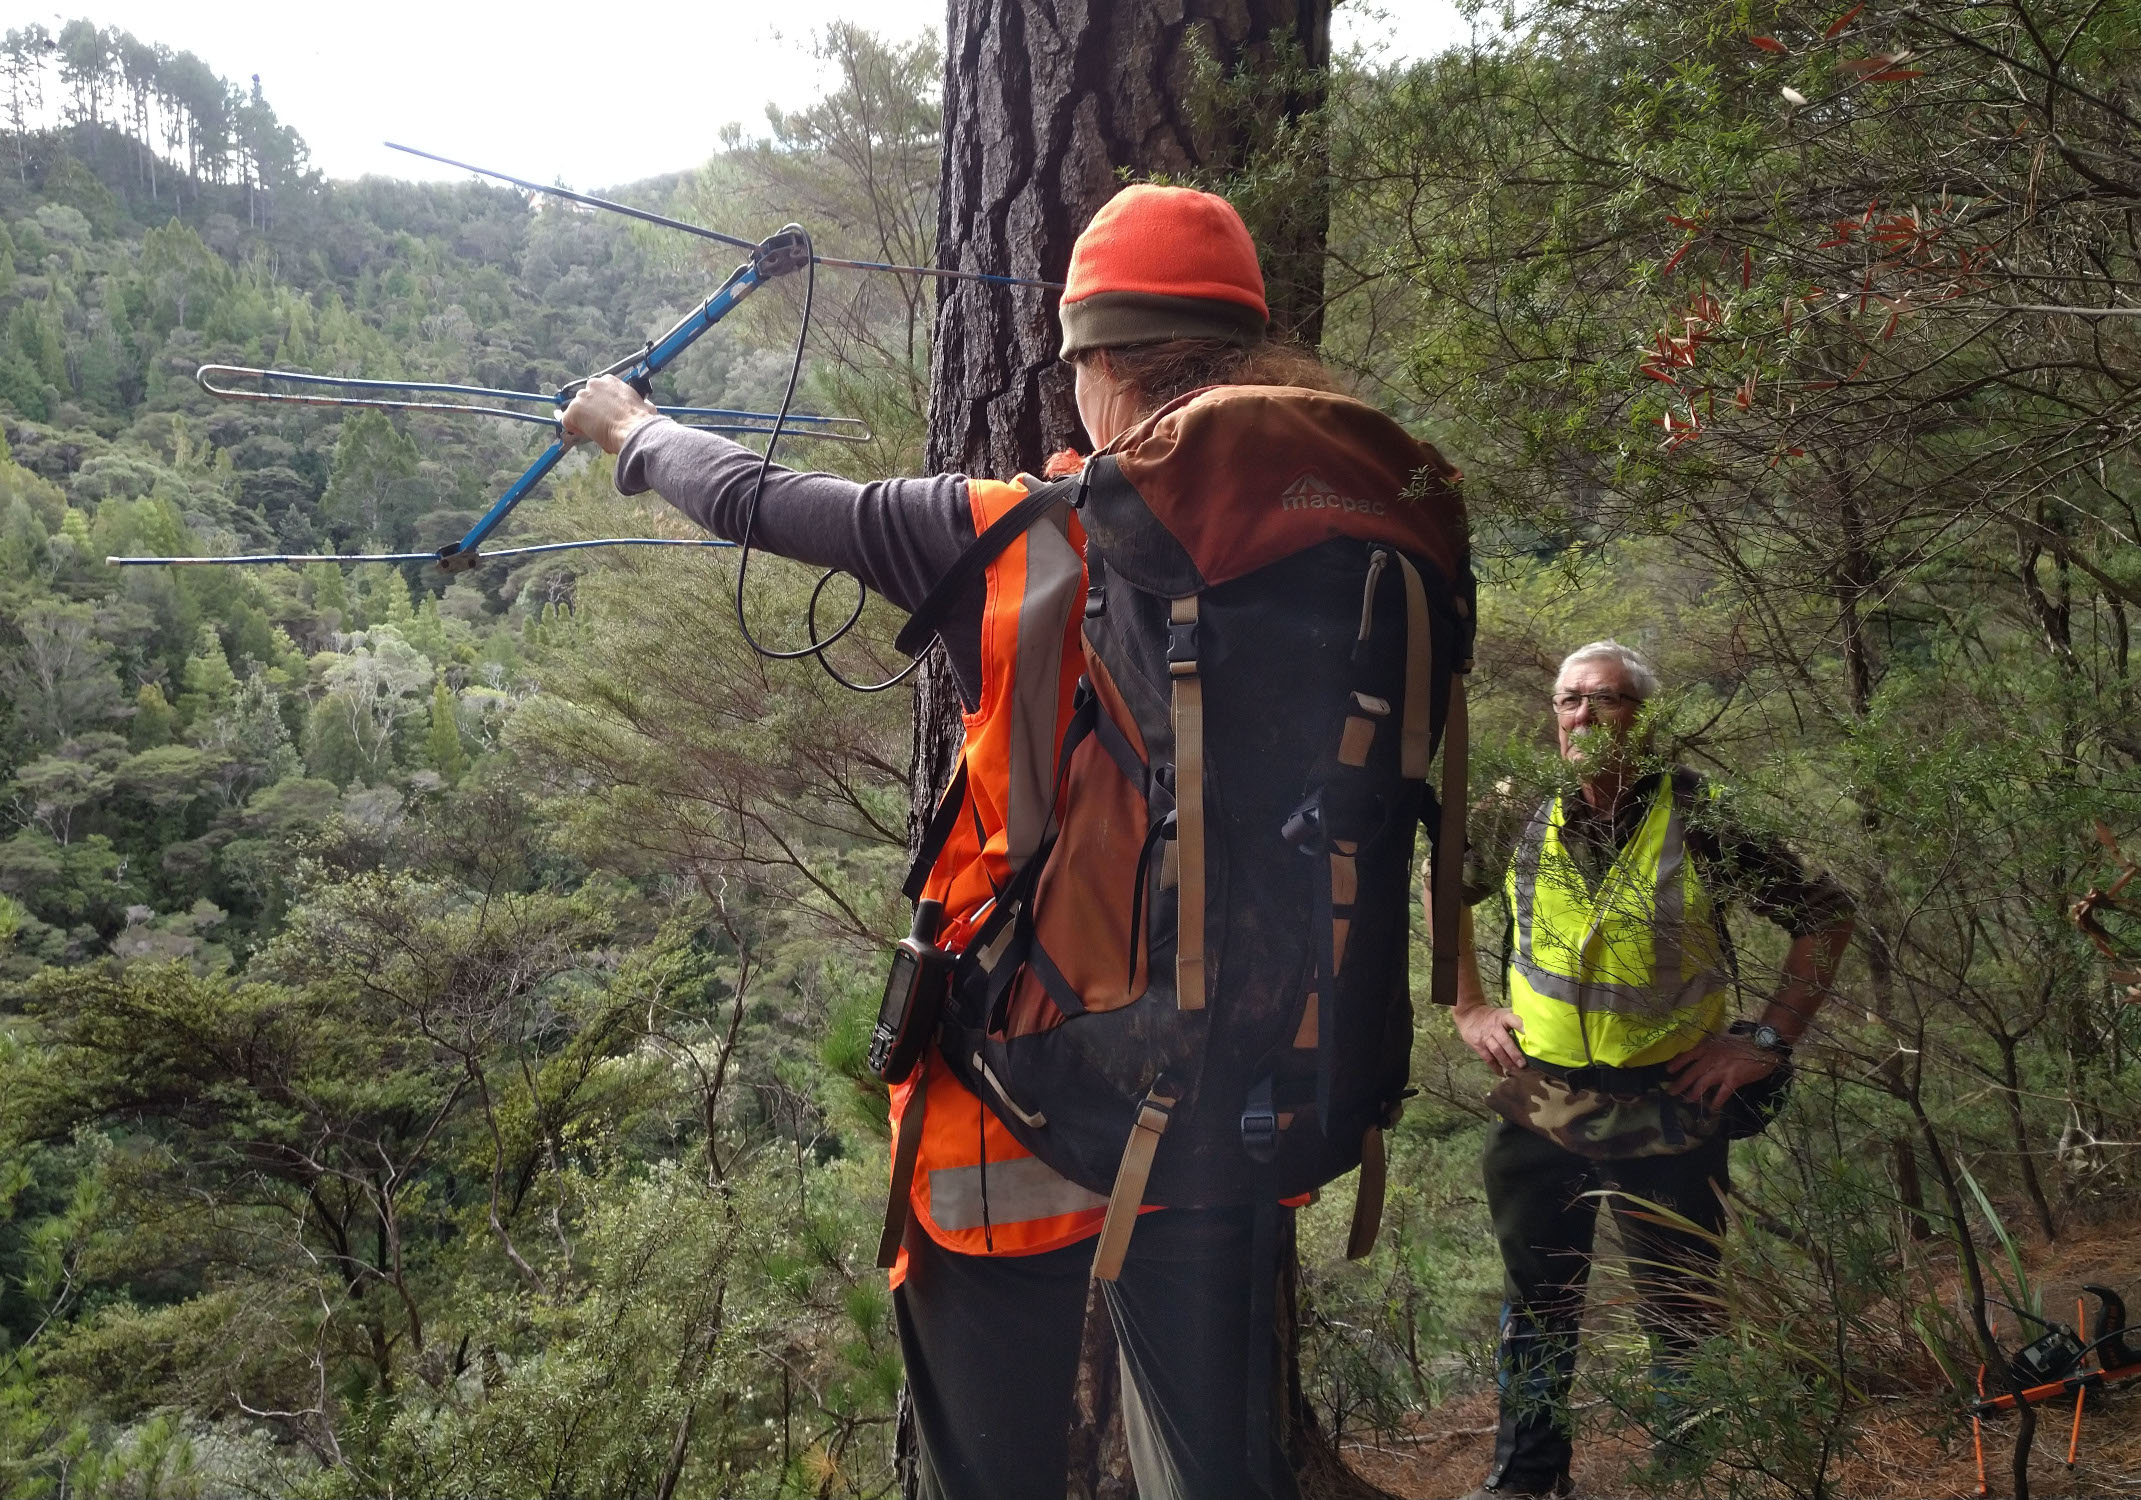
[1503,777,1727,1068]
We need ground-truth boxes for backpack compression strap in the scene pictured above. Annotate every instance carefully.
[1091,1077,1181,1280]
[1345,1119,1389,1260]
[1167,596,1208,1011]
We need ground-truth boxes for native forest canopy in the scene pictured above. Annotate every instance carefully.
[0,7,2136,1497]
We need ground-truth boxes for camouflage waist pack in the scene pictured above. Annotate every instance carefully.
[1486,1061,1721,1159]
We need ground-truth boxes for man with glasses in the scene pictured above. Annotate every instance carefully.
[1446,640,1853,1499]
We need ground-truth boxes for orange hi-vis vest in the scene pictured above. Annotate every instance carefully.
[886,475,1114,1284]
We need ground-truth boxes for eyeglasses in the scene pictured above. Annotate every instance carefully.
[1552,690,1640,714]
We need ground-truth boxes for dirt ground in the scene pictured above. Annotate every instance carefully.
[1342,1382,2141,1499]
[1341,1225,2141,1499]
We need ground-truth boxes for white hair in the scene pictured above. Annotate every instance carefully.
[1555,639,1659,700]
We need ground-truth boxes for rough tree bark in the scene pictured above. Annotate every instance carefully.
[908,5,1385,1498]
[910,0,1334,853]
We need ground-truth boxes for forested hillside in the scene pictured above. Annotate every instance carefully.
[0,19,933,1498]
[0,8,2136,1499]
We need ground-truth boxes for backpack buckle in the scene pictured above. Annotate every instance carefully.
[1280,791,1327,855]
[1166,617,1199,674]
[1241,1075,1279,1163]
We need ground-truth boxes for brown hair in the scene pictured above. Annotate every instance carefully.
[1075,338,1349,416]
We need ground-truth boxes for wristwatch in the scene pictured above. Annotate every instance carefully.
[1729,1019,1793,1057]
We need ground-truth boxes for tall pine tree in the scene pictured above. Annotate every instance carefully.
[911,6,1370,1496]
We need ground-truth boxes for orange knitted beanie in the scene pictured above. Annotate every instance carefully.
[1058,184,1269,358]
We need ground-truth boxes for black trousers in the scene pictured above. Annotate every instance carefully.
[1481,1118,1730,1492]
[892,1206,1299,1500]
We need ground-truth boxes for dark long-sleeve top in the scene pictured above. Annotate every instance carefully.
[614,417,993,706]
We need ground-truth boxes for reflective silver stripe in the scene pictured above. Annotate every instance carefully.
[1510,955,1653,1007]
[1651,786,1688,1006]
[1004,505,1083,864]
[1639,779,1725,1013]
[1509,797,1554,969]
[926,1155,1107,1232]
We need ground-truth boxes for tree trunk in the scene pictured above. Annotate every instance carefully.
[1892,1134,1934,1242]
[911,4,1358,1498]
[1996,1030,2059,1242]
[1065,1279,1137,1500]
[913,0,1335,838]
[921,0,1334,489]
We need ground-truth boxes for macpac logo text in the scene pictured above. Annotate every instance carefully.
[1279,472,1387,516]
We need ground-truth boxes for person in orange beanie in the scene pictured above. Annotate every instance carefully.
[564,183,1470,1500]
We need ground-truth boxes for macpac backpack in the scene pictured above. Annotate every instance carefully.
[895,386,1473,1276]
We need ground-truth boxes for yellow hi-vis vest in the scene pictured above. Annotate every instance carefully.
[1503,776,1728,1068]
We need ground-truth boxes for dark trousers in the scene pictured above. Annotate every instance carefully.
[893,1206,1298,1500]
[1482,1119,1730,1492]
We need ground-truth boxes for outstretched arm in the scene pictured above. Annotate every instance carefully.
[562,374,987,699]
[563,374,975,611]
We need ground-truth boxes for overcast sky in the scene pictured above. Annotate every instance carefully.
[17,2,1473,190]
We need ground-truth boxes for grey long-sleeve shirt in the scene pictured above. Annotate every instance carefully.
[614,417,992,705]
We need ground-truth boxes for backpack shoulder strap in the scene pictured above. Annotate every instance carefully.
[902,759,970,902]
[892,472,1085,659]
[1394,551,1473,1010]
[1429,672,1469,1010]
